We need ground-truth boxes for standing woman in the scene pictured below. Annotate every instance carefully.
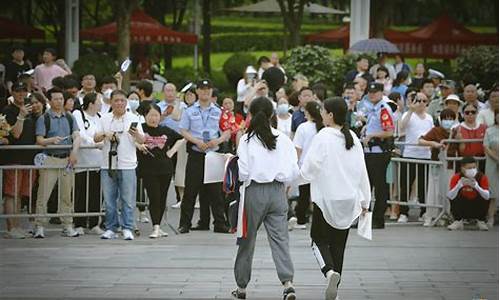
[293,101,324,229]
[137,103,182,238]
[232,97,299,300]
[484,110,498,227]
[300,98,371,300]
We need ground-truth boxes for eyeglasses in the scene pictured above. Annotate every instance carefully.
[464,110,477,115]
[414,99,428,104]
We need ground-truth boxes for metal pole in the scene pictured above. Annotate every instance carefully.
[65,0,79,67]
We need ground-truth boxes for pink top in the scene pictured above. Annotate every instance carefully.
[34,63,68,91]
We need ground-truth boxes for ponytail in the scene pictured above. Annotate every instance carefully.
[323,97,354,150]
[305,101,324,133]
[246,97,278,150]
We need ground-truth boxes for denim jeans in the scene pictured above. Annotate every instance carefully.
[101,169,136,231]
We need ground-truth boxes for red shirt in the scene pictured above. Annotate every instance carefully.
[449,173,489,201]
[219,109,244,143]
[456,123,487,156]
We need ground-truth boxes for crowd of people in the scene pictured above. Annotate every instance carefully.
[0,45,498,299]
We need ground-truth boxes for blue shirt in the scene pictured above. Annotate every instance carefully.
[158,100,185,133]
[364,100,394,153]
[179,101,222,152]
[36,109,79,156]
[291,109,306,132]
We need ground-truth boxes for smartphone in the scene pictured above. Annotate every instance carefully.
[24,96,31,105]
[129,122,138,130]
[202,131,210,143]
[166,105,174,115]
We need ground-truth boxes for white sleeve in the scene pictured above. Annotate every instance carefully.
[356,138,371,209]
[447,179,464,200]
[237,79,250,100]
[237,134,249,182]
[293,124,305,149]
[299,135,323,182]
[474,181,490,200]
[72,110,94,145]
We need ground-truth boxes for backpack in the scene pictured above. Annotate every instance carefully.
[43,112,74,138]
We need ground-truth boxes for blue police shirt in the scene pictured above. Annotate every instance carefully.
[179,101,222,153]
[364,100,394,154]
[35,109,79,156]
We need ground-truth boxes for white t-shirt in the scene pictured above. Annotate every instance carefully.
[72,110,103,172]
[96,112,143,170]
[293,121,318,166]
[477,108,495,127]
[277,114,292,138]
[402,112,434,159]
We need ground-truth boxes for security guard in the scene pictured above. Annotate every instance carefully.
[362,82,395,229]
[177,79,231,234]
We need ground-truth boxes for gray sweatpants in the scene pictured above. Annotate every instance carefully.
[234,181,294,288]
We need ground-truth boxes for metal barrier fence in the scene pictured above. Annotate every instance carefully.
[387,138,486,226]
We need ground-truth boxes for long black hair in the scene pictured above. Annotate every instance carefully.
[323,97,354,150]
[246,96,278,150]
[305,101,324,133]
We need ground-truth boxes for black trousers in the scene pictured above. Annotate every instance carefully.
[365,152,391,226]
[143,173,172,225]
[450,195,489,221]
[399,161,427,216]
[311,204,349,279]
[179,151,227,229]
[74,171,101,228]
[295,184,311,225]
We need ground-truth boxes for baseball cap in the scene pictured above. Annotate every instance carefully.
[196,79,213,89]
[444,94,463,105]
[439,80,456,90]
[12,81,28,92]
[367,82,384,93]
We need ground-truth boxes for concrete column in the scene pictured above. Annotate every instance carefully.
[349,0,370,47]
[65,0,79,67]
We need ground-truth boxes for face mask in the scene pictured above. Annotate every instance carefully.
[128,99,139,112]
[276,104,289,115]
[464,168,477,179]
[103,89,113,100]
[441,120,455,130]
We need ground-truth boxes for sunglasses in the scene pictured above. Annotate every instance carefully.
[464,110,477,115]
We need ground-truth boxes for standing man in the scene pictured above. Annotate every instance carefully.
[291,87,314,136]
[428,80,456,124]
[33,48,69,93]
[33,87,81,238]
[177,79,231,234]
[135,80,156,116]
[159,83,183,132]
[77,73,97,107]
[5,45,32,93]
[344,56,371,84]
[362,83,395,229]
[463,83,487,111]
[94,90,145,240]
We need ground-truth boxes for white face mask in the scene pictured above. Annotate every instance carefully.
[464,168,477,179]
[128,99,140,113]
[276,104,289,115]
[103,88,113,100]
[441,119,455,130]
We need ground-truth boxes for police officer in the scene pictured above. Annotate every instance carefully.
[362,82,395,229]
[177,79,231,234]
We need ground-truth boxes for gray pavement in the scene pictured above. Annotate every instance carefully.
[0,195,498,300]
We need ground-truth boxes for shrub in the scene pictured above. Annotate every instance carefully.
[455,46,499,90]
[222,53,257,89]
[72,53,117,82]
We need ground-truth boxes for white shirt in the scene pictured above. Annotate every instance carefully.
[277,114,292,138]
[402,111,434,159]
[236,78,252,103]
[237,128,299,184]
[300,127,371,229]
[293,121,318,166]
[100,100,131,114]
[72,110,103,172]
[477,108,495,127]
[96,112,143,170]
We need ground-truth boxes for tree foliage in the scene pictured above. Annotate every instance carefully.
[283,45,335,88]
[222,53,257,89]
[454,46,499,90]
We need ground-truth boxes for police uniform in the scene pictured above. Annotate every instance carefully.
[363,83,395,229]
[178,79,228,233]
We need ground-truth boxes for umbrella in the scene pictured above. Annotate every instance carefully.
[348,38,400,54]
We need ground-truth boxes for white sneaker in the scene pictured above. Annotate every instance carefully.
[62,226,80,237]
[293,224,307,230]
[139,211,150,223]
[6,228,26,239]
[149,225,161,239]
[288,217,297,231]
[326,271,341,300]
[75,227,85,236]
[171,202,182,209]
[447,220,464,231]
[423,216,433,227]
[477,220,489,231]
[122,229,134,240]
[33,226,45,238]
[101,230,117,239]
[397,214,408,223]
[90,226,104,235]
[194,200,200,209]
[487,217,494,228]
[159,228,169,237]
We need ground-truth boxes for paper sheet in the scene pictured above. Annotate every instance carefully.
[203,152,232,183]
[357,212,372,240]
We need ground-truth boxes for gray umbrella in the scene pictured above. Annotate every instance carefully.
[348,38,400,54]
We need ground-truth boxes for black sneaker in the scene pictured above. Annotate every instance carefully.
[177,226,190,234]
[214,226,231,234]
[191,225,209,231]
[231,289,246,299]
[283,287,296,300]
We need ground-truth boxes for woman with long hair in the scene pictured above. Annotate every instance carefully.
[292,101,324,229]
[300,97,371,300]
[232,96,299,300]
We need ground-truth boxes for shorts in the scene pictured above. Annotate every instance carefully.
[3,169,37,198]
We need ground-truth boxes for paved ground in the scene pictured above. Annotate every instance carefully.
[0,196,498,300]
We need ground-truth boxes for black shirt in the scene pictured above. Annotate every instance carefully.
[2,104,38,164]
[5,61,31,84]
[137,124,182,176]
